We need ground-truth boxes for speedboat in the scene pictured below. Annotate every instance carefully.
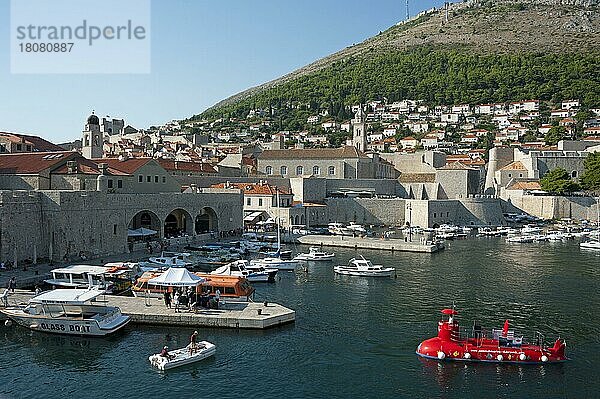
[0,288,130,336]
[211,260,277,282]
[149,341,216,370]
[250,257,298,271]
[328,223,354,236]
[142,252,194,268]
[416,308,567,364]
[333,256,395,277]
[521,225,543,235]
[580,241,600,250]
[506,235,534,243]
[294,247,335,261]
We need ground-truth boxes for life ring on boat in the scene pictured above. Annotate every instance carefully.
[497,354,503,361]
[541,355,549,362]
[464,352,471,359]
[437,351,446,360]
[519,353,527,361]
[453,351,459,357]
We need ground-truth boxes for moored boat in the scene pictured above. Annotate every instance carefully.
[0,288,130,336]
[294,247,335,261]
[416,308,567,364]
[211,260,277,282]
[580,240,600,250]
[149,341,216,370]
[333,256,395,277]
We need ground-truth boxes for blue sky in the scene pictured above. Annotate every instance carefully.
[0,0,445,143]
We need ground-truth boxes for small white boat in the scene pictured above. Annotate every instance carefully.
[580,241,600,250]
[521,225,543,235]
[211,260,277,282]
[328,223,354,236]
[44,265,113,291]
[143,252,194,268]
[506,235,534,243]
[149,341,216,370]
[294,247,335,261]
[0,288,130,336]
[334,256,395,277]
[250,257,298,271]
[347,222,367,234]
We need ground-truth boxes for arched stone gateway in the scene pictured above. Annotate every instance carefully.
[128,210,161,238]
[195,207,219,234]
[164,208,194,238]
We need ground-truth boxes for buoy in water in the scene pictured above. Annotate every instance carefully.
[437,351,446,360]
[4,320,12,327]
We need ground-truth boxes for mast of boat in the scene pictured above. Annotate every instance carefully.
[276,189,281,253]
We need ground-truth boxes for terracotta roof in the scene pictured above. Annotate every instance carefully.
[210,182,291,195]
[259,146,366,160]
[91,157,154,174]
[500,161,527,171]
[441,161,477,170]
[53,158,129,176]
[0,132,64,152]
[156,159,217,173]
[0,151,78,174]
[507,181,541,190]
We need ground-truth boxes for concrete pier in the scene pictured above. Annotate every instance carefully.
[297,235,444,253]
[1,290,295,330]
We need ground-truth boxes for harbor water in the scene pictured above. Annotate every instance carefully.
[1,238,599,398]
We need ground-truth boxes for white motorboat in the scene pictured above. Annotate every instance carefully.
[44,265,113,291]
[143,252,194,268]
[521,225,543,235]
[347,222,367,234]
[580,241,600,250]
[0,288,130,336]
[294,247,335,261]
[506,235,534,243]
[250,257,298,271]
[328,223,354,236]
[149,341,216,370]
[334,256,395,277]
[211,260,277,282]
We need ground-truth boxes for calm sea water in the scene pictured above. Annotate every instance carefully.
[1,238,599,399]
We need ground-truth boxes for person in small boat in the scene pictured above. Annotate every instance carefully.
[160,346,174,360]
[189,331,198,354]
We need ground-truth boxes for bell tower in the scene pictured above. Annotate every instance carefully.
[82,111,103,159]
[352,105,367,152]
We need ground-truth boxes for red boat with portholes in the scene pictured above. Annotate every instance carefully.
[416,308,567,364]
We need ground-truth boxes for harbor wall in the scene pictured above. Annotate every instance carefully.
[324,198,406,226]
[0,189,243,264]
[505,194,598,220]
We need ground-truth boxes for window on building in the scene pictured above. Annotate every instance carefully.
[0,144,5,152]
[117,180,123,188]
[246,198,251,206]
[313,165,320,175]
[107,179,113,188]
[26,145,32,151]
[434,213,437,218]
[265,166,273,175]
[447,212,449,217]
[146,176,151,183]
[508,173,512,178]
[280,166,287,175]
[154,176,159,183]
[113,224,117,235]
[296,166,303,175]
[328,166,335,175]
[572,171,577,178]
[138,175,143,183]
[519,174,523,178]
[16,144,22,151]
[258,198,263,206]
[162,176,166,183]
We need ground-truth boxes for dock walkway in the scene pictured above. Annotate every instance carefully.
[1,290,295,330]
[297,235,444,253]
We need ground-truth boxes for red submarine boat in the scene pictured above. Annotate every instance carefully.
[416,308,567,364]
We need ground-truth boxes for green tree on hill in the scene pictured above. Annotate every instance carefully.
[540,167,580,194]
[545,126,566,146]
[580,152,600,192]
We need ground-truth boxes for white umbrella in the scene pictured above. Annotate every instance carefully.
[148,267,206,287]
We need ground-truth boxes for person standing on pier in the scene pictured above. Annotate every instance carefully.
[8,277,16,293]
[164,290,172,309]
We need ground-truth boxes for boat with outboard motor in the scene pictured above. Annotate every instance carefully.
[211,260,277,282]
[416,308,567,364]
[294,247,335,261]
[0,288,130,336]
[149,341,216,370]
[333,256,395,277]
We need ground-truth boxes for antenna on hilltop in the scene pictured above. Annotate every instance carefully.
[406,0,410,20]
